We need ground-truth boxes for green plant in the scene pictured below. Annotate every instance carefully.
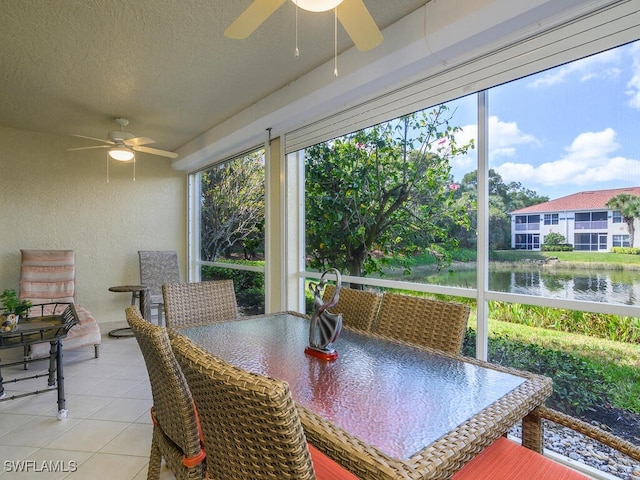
[543,232,566,245]
[489,301,640,344]
[0,289,32,317]
[611,247,640,255]
[201,264,265,315]
[463,328,608,414]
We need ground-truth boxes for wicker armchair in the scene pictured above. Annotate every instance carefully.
[125,306,205,480]
[138,250,180,326]
[453,405,640,479]
[373,292,470,355]
[169,331,359,480]
[526,405,640,461]
[322,285,381,331]
[162,280,238,329]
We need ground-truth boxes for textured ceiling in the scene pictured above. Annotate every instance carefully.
[0,0,428,157]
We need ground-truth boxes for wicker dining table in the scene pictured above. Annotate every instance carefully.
[178,311,552,480]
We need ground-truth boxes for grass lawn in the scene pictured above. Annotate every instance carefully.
[491,249,640,266]
[465,316,640,414]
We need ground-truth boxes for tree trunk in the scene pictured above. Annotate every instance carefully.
[347,253,366,290]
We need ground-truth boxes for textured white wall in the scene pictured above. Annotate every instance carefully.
[0,126,186,324]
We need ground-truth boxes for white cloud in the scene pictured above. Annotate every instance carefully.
[625,41,640,109]
[449,117,538,176]
[528,49,621,88]
[494,128,640,187]
[488,116,537,158]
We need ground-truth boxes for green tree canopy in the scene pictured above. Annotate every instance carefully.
[200,152,265,261]
[455,169,549,250]
[606,193,640,247]
[305,106,474,278]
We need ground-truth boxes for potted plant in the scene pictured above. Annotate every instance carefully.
[1,289,32,332]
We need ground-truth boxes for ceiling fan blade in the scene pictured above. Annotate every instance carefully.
[71,134,115,145]
[66,145,110,151]
[125,136,155,147]
[337,0,383,52]
[224,0,286,39]
[133,145,179,159]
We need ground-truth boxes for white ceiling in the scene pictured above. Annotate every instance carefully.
[0,0,429,162]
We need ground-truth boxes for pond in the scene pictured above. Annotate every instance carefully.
[426,265,640,306]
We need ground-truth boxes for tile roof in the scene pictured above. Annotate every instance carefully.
[511,187,640,214]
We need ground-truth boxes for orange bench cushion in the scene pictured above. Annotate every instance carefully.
[453,437,589,480]
[308,444,360,480]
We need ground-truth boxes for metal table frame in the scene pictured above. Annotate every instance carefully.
[0,303,79,420]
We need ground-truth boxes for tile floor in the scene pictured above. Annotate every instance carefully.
[0,321,176,479]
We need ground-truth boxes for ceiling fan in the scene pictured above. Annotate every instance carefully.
[67,117,178,161]
[225,0,383,52]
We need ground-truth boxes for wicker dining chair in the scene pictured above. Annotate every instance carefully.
[169,331,359,480]
[373,292,470,355]
[125,306,205,480]
[322,284,382,331]
[162,280,238,329]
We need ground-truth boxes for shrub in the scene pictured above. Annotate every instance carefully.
[611,247,640,255]
[463,329,607,414]
[543,232,566,245]
[201,265,265,315]
[541,243,573,251]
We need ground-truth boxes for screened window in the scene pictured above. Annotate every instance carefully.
[575,212,608,230]
[514,234,540,250]
[487,40,640,304]
[195,148,266,315]
[612,211,622,223]
[574,233,607,251]
[514,215,540,231]
[296,39,640,305]
[303,97,476,288]
[612,234,630,247]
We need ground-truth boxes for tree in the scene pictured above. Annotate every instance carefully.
[455,169,548,250]
[200,152,265,261]
[606,193,640,247]
[305,106,474,278]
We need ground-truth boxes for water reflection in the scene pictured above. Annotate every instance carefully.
[428,268,640,305]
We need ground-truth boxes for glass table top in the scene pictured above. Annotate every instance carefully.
[180,312,526,459]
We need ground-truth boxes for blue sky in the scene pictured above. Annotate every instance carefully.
[446,39,640,201]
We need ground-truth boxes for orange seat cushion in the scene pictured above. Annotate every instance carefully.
[452,437,589,480]
[308,443,360,480]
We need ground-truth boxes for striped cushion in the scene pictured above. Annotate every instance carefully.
[19,250,75,303]
[452,437,589,480]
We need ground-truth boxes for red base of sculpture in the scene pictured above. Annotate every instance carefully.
[304,346,338,361]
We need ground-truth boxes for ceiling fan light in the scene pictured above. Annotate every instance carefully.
[292,0,343,13]
[108,147,134,161]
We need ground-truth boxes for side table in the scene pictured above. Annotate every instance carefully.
[108,285,151,337]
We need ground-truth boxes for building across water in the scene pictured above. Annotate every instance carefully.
[510,187,640,251]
